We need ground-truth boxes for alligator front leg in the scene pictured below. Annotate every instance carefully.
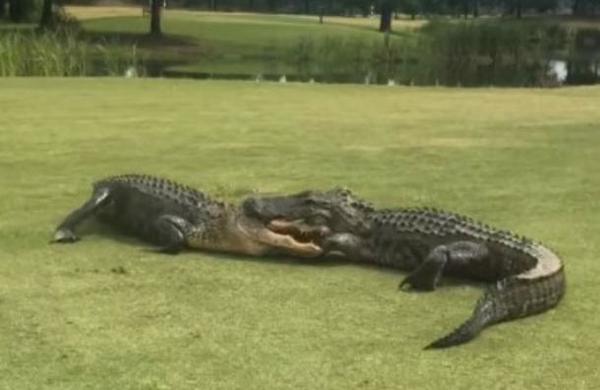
[152,215,198,254]
[322,233,373,261]
[52,187,111,243]
[399,241,489,291]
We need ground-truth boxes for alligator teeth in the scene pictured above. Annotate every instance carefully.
[268,219,330,244]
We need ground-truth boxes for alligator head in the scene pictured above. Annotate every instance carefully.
[241,188,374,258]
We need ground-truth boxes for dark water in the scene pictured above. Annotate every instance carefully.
[565,28,600,84]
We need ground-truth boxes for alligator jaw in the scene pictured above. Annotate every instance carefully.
[267,219,331,244]
[235,217,324,258]
[255,227,323,258]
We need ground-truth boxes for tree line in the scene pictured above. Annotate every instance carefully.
[33,1,600,18]
[2,0,599,34]
[1,0,56,27]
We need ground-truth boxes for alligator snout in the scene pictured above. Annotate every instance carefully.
[241,197,269,220]
[242,195,331,246]
[242,195,298,221]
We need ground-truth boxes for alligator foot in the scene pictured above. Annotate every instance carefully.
[399,246,448,291]
[399,241,491,291]
[51,228,80,244]
[399,270,438,291]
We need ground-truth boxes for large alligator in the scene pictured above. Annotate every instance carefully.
[242,188,566,349]
[52,174,322,258]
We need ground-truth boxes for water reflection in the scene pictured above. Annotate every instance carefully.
[549,60,568,83]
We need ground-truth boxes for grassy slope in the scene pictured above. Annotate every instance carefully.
[69,7,418,76]
[1,78,599,389]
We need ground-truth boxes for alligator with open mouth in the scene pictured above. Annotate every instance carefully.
[52,174,322,258]
[242,188,566,349]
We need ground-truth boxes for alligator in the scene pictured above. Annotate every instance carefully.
[52,174,322,258]
[242,188,566,349]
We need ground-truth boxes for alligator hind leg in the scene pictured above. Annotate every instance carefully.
[151,215,195,254]
[400,241,489,291]
[52,187,111,243]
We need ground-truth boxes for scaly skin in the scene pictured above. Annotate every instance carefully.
[243,189,566,349]
[52,174,322,257]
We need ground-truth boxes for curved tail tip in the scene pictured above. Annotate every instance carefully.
[423,337,458,350]
[423,320,481,350]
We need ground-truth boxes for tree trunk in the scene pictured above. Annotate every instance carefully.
[379,1,393,32]
[572,0,580,15]
[9,0,22,22]
[40,0,53,29]
[304,0,309,14]
[516,0,522,18]
[473,0,479,17]
[505,0,514,17]
[150,0,161,36]
[0,0,5,18]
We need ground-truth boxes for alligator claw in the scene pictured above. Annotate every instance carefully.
[398,277,412,290]
[51,229,80,244]
[398,273,436,292]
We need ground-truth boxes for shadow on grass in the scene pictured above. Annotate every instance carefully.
[60,218,486,292]
[67,220,485,293]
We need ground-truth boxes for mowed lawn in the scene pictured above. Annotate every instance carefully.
[1,78,599,389]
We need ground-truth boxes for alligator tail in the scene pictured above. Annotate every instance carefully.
[425,251,565,350]
[424,285,503,349]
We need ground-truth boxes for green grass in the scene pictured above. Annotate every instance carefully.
[1,78,600,389]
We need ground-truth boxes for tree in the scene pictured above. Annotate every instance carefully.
[379,0,394,32]
[0,0,5,19]
[9,0,23,22]
[398,0,420,19]
[506,0,523,18]
[266,0,280,12]
[150,0,161,36]
[8,0,37,22]
[40,0,53,29]
[573,0,600,16]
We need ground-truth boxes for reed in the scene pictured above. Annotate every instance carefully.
[0,28,143,77]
